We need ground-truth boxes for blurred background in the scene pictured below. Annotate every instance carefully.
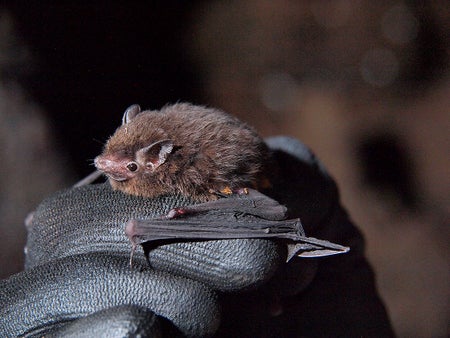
[0,1,448,337]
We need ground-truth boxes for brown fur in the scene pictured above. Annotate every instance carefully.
[95,103,269,201]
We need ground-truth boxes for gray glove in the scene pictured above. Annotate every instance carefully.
[0,137,394,337]
[3,183,286,337]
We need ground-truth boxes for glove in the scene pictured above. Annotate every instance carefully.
[0,136,394,337]
[2,182,285,337]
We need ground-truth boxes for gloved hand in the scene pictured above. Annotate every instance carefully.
[0,137,394,337]
[2,184,285,337]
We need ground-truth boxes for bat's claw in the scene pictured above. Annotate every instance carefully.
[164,207,188,219]
[286,241,350,262]
[220,186,233,195]
[235,187,249,195]
[209,186,250,198]
[129,244,136,268]
[125,219,140,269]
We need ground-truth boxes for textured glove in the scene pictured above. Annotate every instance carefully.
[3,182,287,337]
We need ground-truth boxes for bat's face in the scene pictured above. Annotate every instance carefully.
[94,104,176,197]
[94,151,139,182]
[94,139,174,192]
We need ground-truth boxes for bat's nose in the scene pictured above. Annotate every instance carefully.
[94,155,129,181]
[93,156,109,171]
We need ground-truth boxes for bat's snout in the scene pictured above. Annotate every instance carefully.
[94,155,131,182]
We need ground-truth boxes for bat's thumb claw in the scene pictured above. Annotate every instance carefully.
[129,245,135,269]
[125,219,139,243]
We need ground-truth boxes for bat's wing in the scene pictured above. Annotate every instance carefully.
[126,218,349,262]
[165,188,288,221]
[125,189,349,263]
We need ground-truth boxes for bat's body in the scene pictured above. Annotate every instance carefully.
[95,103,269,202]
[92,103,349,262]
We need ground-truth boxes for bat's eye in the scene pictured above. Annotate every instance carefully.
[126,162,138,172]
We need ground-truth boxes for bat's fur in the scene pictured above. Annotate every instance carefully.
[96,103,269,201]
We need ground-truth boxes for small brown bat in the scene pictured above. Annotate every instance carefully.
[89,103,349,262]
[94,103,269,202]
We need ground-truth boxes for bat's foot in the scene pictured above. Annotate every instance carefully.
[220,186,233,195]
[235,187,249,195]
[208,187,231,197]
[208,186,250,198]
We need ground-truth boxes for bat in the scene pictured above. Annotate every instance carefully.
[77,103,349,263]
[93,103,269,202]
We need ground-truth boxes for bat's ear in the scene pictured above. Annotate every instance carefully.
[136,139,174,170]
[122,104,141,125]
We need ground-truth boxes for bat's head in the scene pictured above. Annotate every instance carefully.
[95,103,270,201]
[94,139,173,181]
[94,104,175,197]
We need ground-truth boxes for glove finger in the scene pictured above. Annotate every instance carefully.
[0,253,219,337]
